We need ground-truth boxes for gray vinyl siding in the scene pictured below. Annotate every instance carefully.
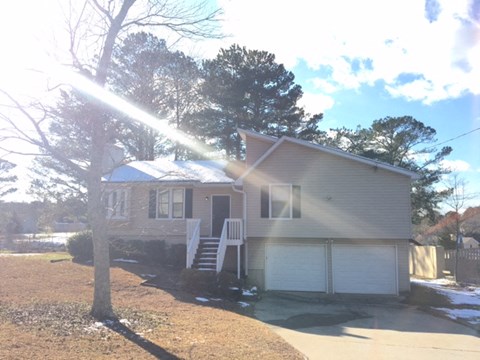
[245,135,275,167]
[247,237,410,293]
[106,184,242,244]
[244,141,413,240]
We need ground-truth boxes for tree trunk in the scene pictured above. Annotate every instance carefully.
[88,113,114,319]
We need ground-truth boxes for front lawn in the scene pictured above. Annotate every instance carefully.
[0,254,302,359]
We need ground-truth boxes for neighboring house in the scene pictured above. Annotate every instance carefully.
[103,129,419,295]
[462,237,479,249]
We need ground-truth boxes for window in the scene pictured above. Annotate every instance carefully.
[271,184,291,218]
[104,188,129,219]
[149,188,192,219]
[172,189,184,218]
[157,190,170,218]
[261,184,301,219]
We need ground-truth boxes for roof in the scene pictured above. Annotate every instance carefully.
[238,128,277,143]
[102,159,234,184]
[235,133,420,185]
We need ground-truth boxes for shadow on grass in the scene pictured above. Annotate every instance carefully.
[105,319,179,359]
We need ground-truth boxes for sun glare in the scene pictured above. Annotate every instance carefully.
[62,70,213,158]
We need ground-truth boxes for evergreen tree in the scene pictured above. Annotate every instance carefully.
[193,44,322,159]
[0,159,17,199]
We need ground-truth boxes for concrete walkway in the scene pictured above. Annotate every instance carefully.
[255,294,480,360]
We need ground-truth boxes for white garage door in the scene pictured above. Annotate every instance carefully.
[265,244,326,292]
[332,245,397,295]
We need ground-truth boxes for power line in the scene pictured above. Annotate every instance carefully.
[426,127,480,149]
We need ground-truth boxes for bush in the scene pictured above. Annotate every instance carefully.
[180,268,217,294]
[217,271,243,300]
[144,240,166,264]
[66,231,93,261]
[167,244,186,268]
[110,239,167,264]
[180,269,244,299]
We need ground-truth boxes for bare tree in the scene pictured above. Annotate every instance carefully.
[0,0,221,319]
[443,174,476,281]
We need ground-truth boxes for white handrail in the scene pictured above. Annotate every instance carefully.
[216,219,229,273]
[216,219,243,272]
[186,219,201,268]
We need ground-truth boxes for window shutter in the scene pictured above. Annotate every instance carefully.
[185,188,193,218]
[260,185,269,218]
[292,185,301,218]
[148,190,157,219]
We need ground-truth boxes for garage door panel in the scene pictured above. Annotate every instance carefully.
[266,244,326,292]
[333,245,397,295]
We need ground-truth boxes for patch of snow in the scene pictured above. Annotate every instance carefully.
[412,278,456,286]
[242,288,257,296]
[210,298,222,301]
[229,287,239,290]
[412,279,480,306]
[140,274,156,278]
[0,253,42,257]
[195,297,209,302]
[113,258,139,264]
[103,159,233,184]
[442,290,480,306]
[433,308,480,325]
[119,319,131,326]
[237,301,250,308]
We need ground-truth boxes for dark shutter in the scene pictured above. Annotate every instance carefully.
[292,185,301,218]
[185,188,193,218]
[148,189,157,219]
[260,185,269,218]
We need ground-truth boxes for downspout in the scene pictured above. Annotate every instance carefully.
[232,184,248,276]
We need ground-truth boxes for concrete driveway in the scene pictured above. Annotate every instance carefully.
[254,293,480,360]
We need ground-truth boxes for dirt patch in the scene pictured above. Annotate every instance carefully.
[0,254,302,359]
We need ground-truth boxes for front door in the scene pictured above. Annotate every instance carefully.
[212,195,230,237]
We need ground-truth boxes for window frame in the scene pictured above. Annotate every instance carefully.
[152,188,186,220]
[104,188,129,220]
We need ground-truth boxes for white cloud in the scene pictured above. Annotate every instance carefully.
[441,159,472,172]
[210,0,480,104]
[298,92,335,115]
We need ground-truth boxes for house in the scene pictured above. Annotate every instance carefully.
[462,237,479,249]
[103,129,419,295]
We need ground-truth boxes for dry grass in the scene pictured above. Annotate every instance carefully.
[0,254,302,359]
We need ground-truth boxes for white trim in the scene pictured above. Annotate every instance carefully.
[210,194,231,238]
[236,135,419,185]
[238,128,277,143]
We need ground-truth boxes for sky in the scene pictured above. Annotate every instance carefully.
[0,0,479,209]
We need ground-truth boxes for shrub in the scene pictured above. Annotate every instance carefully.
[109,239,167,264]
[144,240,166,264]
[66,231,93,261]
[180,269,244,299]
[180,268,217,294]
[167,244,186,268]
[217,271,243,300]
